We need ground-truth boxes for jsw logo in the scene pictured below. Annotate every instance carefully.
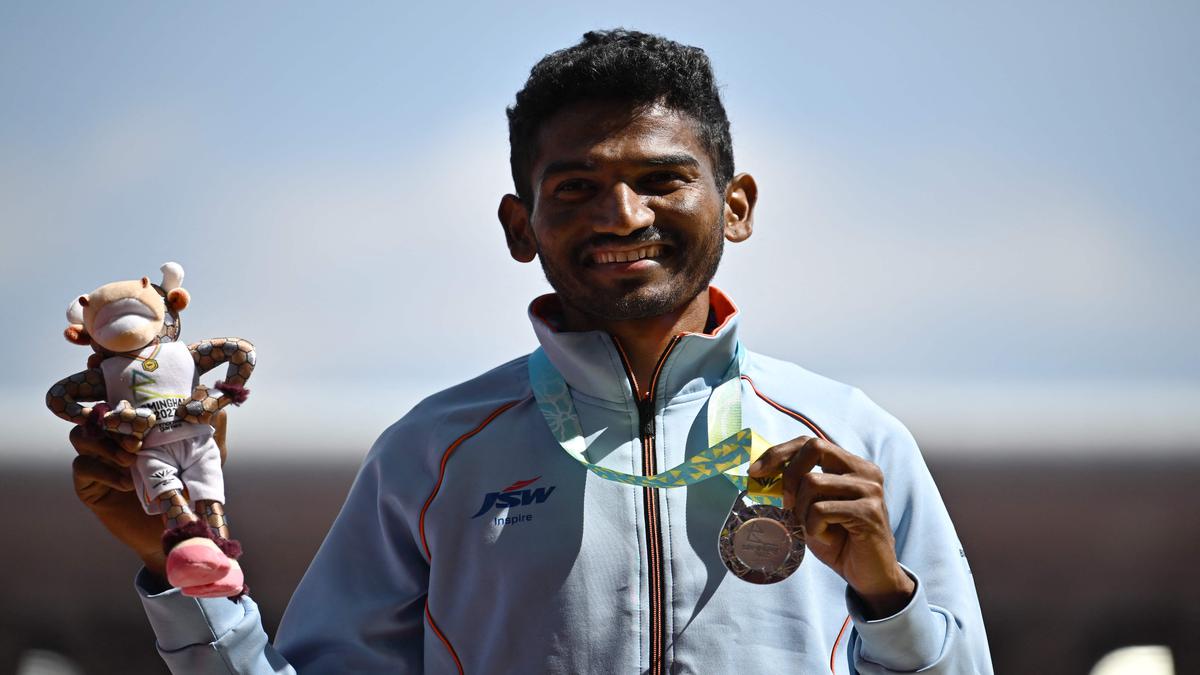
[470,476,556,518]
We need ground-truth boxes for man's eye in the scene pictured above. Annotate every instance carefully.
[644,171,686,185]
[641,172,686,192]
[554,179,590,193]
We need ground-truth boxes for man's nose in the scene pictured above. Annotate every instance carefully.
[592,182,653,234]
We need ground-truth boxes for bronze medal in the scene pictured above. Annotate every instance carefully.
[719,492,805,584]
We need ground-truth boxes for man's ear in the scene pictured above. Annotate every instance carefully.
[498,194,537,263]
[723,172,757,243]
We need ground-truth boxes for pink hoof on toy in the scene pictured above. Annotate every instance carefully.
[166,537,231,588]
[182,559,245,598]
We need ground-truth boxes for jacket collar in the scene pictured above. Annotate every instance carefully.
[528,287,742,406]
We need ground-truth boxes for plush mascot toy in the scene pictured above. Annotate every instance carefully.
[47,262,255,598]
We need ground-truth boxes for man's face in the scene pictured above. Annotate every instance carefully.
[511,102,731,322]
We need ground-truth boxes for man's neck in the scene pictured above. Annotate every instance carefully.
[560,291,711,398]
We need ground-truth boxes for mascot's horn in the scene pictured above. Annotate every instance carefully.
[160,262,185,291]
[66,298,84,325]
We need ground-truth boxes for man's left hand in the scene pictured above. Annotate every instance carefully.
[748,435,915,619]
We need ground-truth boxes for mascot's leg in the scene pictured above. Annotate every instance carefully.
[156,434,247,598]
[161,492,232,589]
[176,499,247,599]
[200,499,230,539]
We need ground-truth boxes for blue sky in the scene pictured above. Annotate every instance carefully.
[3,2,1197,458]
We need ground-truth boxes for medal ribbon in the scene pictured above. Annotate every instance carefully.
[528,342,782,506]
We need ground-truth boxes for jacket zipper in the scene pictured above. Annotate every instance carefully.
[613,335,682,675]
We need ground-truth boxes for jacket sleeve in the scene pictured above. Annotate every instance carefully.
[845,401,994,675]
[136,422,431,673]
[136,569,295,674]
[273,425,430,672]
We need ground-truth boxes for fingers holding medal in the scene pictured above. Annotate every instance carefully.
[717,430,804,584]
[747,435,913,610]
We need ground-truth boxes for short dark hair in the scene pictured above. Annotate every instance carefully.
[506,29,734,204]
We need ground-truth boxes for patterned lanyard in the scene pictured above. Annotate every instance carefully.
[527,341,782,506]
[124,341,162,372]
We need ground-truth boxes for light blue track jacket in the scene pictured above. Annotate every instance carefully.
[137,288,992,674]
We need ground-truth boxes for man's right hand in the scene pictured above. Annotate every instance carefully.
[70,410,228,580]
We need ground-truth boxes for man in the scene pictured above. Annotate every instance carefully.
[71,30,992,673]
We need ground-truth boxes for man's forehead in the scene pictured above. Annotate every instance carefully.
[530,101,710,174]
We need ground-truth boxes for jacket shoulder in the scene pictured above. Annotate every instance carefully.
[742,351,916,462]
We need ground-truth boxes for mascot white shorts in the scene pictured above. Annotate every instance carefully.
[133,430,224,514]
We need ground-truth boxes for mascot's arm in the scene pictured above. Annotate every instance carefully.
[47,368,156,436]
[46,368,107,426]
[179,337,256,424]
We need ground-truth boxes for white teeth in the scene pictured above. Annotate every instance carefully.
[594,245,663,264]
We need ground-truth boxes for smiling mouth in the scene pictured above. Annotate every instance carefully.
[591,245,666,265]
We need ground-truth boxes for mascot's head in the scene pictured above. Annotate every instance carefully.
[65,262,190,354]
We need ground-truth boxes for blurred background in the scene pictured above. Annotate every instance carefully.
[2,2,1197,673]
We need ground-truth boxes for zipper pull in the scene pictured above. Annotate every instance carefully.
[638,396,655,438]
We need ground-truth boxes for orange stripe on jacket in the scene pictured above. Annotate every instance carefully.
[742,376,847,672]
[830,615,851,672]
[417,397,526,675]
[741,375,832,441]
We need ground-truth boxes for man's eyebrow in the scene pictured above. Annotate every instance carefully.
[642,153,701,169]
[539,153,701,183]
[540,159,597,182]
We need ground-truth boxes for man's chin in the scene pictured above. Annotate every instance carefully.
[543,257,713,323]
[575,284,693,322]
